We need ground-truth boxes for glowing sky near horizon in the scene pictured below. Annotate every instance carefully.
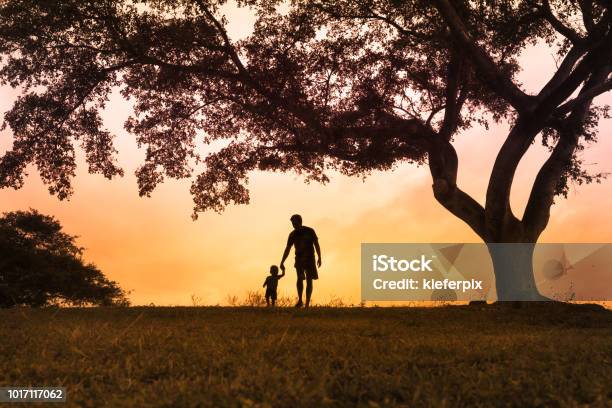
[1,3,611,305]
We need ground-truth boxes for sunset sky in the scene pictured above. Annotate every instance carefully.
[1,3,611,305]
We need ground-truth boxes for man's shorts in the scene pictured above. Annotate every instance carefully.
[295,259,318,280]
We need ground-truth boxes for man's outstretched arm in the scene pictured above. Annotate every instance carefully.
[280,246,290,271]
[280,235,292,271]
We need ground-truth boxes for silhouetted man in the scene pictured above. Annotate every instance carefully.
[280,214,322,308]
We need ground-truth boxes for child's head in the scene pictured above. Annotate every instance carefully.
[270,265,279,276]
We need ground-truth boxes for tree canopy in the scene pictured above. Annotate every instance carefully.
[0,209,130,307]
[0,0,610,243]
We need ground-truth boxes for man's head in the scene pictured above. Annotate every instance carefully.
[270,265,279,276]
[290,214,302,229]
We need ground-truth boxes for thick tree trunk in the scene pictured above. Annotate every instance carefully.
[428,138,547,302]
[486,243,546,301]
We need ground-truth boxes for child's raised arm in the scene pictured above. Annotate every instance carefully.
[279,269,286,279]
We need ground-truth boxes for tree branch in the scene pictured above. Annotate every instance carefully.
[535,33,612,117]
[363,7,432,41]
[309,3,432,41]
[192,0,249,78]
[432,0,533,113]
[425,105,445,126]
[578,0,596,32]
[439,52,465,140]
[192,0,331,137]
[485,119,542,240]
[523,68,610,237]
[428,135,486,238]
[556,78,612,115]
[541,0,584,44]
[537,45,586,101]
[522,131,577,238]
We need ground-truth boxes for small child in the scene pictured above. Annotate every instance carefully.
[263,265,285,306]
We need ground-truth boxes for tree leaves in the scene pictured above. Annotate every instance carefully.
[0,0,610,218]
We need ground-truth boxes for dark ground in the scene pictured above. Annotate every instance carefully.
[1,304,611,407]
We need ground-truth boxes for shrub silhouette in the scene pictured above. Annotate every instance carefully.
[0,209,130,307]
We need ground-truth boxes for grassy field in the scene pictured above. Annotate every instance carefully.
[1,304,611,407]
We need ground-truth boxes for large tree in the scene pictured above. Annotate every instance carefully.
[0,0,611,300]
[0,209,130,307]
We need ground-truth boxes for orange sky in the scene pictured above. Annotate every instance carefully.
[1,4,611,305]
